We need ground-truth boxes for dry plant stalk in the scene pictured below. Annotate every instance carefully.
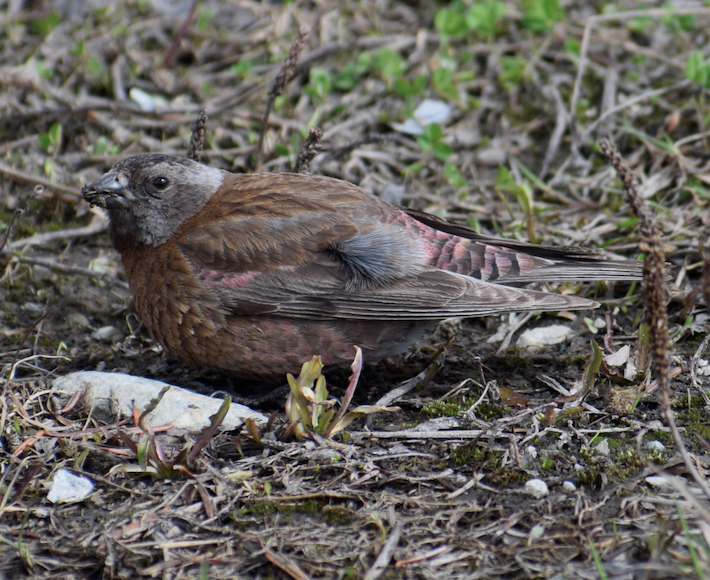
[599,139,710,502]
[599,140,670,387]
[255,26,309,172]
[187,110,208,162]
[293,128,322,173]
[163,0,200,67]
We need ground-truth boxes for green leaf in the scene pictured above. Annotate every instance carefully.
[327,405,399,436]
[403,162,424,174]
[372,48,406,80]
[48,123,62,148]
[522,0,564,33]
[443,162,467,188]
[230,60,252,77]
[499,57,526,89]
[43,159,55,179]
[35,60,53,80]
[423,122,443,143]
[434,7,468,38]
[30,12,60,35]
[627,16,653,33]
[69,39,84,57]
[88,57,105,77]
[38,133,51,151]
[433,141,452,161]
[495,166,533,216]
[564,38,580,55]
[305,67,332,101]
[393,78,411,97]
[685,51,707,86]
[274,144,290,157]
[432,68,458,101]
[465,0,506,38]
[412,74,428,94]
[334,63,359,91]
[417,136,432,152]
[187,396,231,462]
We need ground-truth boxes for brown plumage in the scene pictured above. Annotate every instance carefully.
[82,154,643,380]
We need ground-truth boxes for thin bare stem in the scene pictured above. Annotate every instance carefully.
[255,27,309,172]
[163,0,200,68]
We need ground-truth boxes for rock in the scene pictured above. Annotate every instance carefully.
[524,478,549,498]
[51,371,267,433]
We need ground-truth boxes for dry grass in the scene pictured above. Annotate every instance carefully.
[0,0,709,578]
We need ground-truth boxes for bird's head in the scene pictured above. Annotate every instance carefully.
[82,154,224,247]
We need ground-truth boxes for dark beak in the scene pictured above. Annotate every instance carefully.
[81,172,129,209]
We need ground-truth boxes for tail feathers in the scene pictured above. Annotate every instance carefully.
[402,206,648,284]
[503,256,645,283]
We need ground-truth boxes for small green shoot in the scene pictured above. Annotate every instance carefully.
[465,0,506,39]
[284,347,399,440]
[30,13,60,36]
[521,0,565,33]
[495,165,536,241]
[417,122,452,162]
[499,57,527,89]
[372,48,406,88]
[110,389,231,479]
[685,51,710,88]
[38,123,62,154]
[663,4,695,31]
[589,537,610,580]
[305,67,332,102]
[432,68,459,101]
[434,6,468,39]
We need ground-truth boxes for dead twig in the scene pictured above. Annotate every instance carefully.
[255,27,309,172]
[363,521,403,580]
[0,164,79,199]
[163,0,200,68]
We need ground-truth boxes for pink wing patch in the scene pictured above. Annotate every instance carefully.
[195,264,298,290]
[199,268,261,289]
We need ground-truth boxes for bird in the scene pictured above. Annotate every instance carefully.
[82,154,644,380]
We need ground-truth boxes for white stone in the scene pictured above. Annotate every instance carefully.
[646,440,665,452]
[595,439,610,456]
[562,480,577,493]
[517,325,574,350]
[52,371,267,433]
[524,478,549,498]
[48,469,93,504]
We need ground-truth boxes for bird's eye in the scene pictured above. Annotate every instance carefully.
[153,176,169,189]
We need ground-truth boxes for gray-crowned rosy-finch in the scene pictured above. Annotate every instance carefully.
[82,154,643,379]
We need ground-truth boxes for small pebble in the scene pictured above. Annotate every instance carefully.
[646,440,665,452]
[91,326,124,342]
[595,439,610,456]
[21,302,44,314]
[646,475,672,489]
[524,478,549,498]
[47,469,94,504]
[68,312,90,329]
[517,325,573,350]
[562,481,577,493]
